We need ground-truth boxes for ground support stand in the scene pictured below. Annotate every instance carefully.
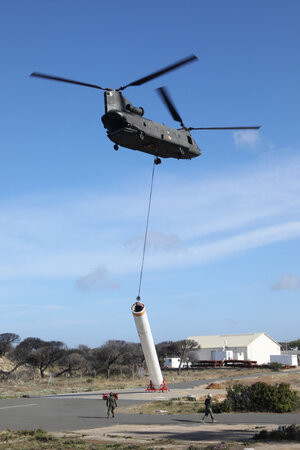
[146,379,169,392]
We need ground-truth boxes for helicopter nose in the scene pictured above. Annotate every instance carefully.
[194,146,201,156]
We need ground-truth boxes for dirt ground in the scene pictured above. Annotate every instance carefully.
[56,423,300,449]
[0,361,276,399]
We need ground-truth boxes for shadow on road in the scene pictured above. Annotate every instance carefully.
[172,418,200,424]
[78,416,106,419]
[129,428,255,442]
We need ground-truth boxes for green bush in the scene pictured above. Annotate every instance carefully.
[254,424,300,441]
[269,362,283,371]
[212,398,232,413]
[212,382,299,413]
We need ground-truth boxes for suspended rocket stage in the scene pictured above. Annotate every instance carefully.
[131,300,168,391]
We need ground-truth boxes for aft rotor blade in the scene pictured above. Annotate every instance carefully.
[188,126,261,131]
[119,54,198,90]
[157,86,184,126]
[30,72,108,90]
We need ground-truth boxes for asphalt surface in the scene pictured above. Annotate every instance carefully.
[0,386,299,432]
[1,371,299,434]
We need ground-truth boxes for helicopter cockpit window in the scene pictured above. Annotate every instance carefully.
[187,135,193,145]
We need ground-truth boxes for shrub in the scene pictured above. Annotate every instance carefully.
[269,362,283,371]
[254,424,300,441]
[212,382,299,413]
[212,399,232,413]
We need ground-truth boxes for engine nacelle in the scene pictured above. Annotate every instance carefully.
[101,111,127,132]
[126,104,144,116]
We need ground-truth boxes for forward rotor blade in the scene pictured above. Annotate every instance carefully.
[188,126,261,131]
[157,86,184,126]
[30,72,108,90]
[119,54,198,90]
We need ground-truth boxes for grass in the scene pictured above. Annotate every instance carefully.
[0,429,91,449]
[120,397,206,415]
[0,429,245,449]
[0,429,178,449]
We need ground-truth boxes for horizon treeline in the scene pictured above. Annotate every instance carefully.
[0,333,200,379]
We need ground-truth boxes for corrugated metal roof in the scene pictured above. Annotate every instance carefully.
[187,332,279,348]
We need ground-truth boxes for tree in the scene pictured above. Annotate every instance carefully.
[155,341,176,367]
[9,338,66,378]
[279,338,300,350]
[55,350,88,377]
[90,340,128,378]
[170,339,199,375]
[121,342,144,378]
[0,333,20,357]
[27,340,66,378]
[156,341,175,359]
[8,337,44,375]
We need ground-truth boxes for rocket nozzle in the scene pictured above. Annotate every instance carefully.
[131,301,145,315]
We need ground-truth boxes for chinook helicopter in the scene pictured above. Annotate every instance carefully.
[30,55,260,165]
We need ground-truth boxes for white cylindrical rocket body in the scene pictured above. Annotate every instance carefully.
[131,301,163,389]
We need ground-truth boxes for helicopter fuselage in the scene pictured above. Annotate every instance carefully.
[31,55,259,162]
[101,90,201,160]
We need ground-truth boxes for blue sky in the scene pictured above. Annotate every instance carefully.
[0,0,299,347]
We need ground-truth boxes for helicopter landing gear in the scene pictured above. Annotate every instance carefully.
[114,144,119,151]
[154,157,161,165]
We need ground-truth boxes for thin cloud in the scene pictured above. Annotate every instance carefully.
[125,231,181,252]
[271,274,300,291]
[44,305,67,310]
[76,267,121,292]
[233,130,260,148]
[0,153,300,280]
[140,221,300,271]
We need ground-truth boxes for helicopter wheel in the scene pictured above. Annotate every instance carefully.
[114,144,119,151]
[154,157,161,165]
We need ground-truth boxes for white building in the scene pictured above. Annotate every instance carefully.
[163,358,192,369]
[163,357,181,369]
[187,332,281,365]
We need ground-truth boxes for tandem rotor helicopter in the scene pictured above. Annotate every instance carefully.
[31,55,260,165]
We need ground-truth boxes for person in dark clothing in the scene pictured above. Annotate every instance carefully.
[106,392,117,418]
[201,394,215,423]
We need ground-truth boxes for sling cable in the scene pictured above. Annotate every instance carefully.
[132,159,169,391]
[136,158,156,301]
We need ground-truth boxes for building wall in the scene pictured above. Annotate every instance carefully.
[189,348,213,361]
[188,336,280,364]
[247,334,280,364]
[189,346,248,361]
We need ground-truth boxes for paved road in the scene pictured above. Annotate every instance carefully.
[1,371,299,432]
[0,392,299,432]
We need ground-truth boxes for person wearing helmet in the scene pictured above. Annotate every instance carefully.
[106,392,117,418]
[200,394,215,423]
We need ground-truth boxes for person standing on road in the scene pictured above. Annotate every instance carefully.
[106,392,117,418]
[201,394,215,423]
